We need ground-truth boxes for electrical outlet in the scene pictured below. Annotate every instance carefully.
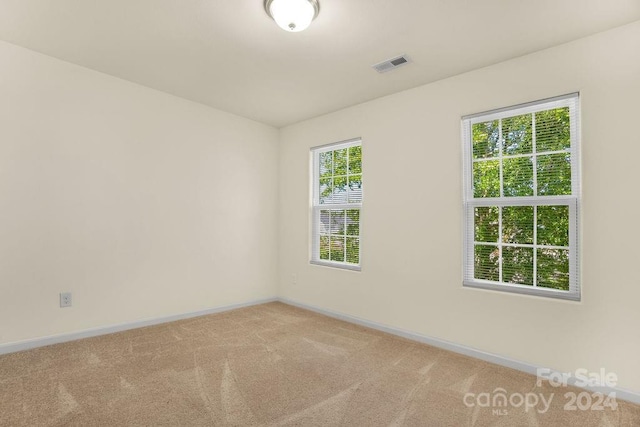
[292,274,297,285]
[60,292,72,308]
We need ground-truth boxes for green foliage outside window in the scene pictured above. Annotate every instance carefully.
[471,107,572,291]
[317,144,362,266]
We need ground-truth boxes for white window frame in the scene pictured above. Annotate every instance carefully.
[462,93,580,300]
[310,138,362,271]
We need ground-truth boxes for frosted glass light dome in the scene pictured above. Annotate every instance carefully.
[265,0,320,32]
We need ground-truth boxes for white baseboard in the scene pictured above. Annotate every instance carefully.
[278,297,640,405]
[0,297,277,356]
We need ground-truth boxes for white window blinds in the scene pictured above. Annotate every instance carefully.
[311,139,362,270]
[462,94,580,300]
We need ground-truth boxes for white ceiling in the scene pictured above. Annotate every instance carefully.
[1,1,639,127]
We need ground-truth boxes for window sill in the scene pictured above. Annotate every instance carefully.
[310,260,361,271]
[463,280,580,301]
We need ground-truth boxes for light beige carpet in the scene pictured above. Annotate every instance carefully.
[0,301,638,426]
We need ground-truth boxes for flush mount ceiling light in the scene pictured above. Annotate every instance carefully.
[264,0,320,32]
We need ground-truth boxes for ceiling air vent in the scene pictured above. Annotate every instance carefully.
[372,55,410,73]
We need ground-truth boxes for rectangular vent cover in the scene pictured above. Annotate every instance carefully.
[372,55,410,73]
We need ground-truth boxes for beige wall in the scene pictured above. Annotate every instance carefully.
[278,21,640,393]
[0,41,279,344]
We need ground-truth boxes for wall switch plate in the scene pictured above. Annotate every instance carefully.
[60,292,72,308]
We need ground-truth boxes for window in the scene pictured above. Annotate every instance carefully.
[462,94,580,300]
[311,139,362,270]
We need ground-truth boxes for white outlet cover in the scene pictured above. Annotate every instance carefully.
[60,292,72,308]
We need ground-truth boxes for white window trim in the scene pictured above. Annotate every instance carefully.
[462,93,580,301]
[310,138,362,271]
